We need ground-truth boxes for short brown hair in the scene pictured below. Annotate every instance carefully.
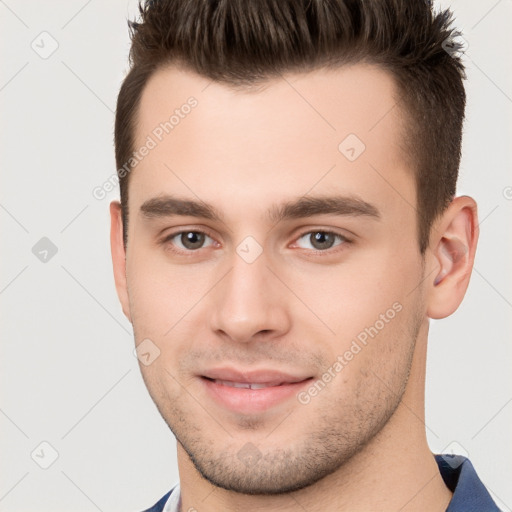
[115,0,466,253]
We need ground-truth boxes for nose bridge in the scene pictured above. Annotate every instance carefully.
[209,247,290,342]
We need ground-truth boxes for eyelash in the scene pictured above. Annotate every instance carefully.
[160,228,352,257]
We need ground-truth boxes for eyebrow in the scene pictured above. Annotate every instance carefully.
[139,194,381,224]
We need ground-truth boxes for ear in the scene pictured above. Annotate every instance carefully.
[110,201,132,323]
[426,196,479,319]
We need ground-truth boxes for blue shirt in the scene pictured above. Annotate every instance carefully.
[142,455,501,512]
[437,455,501,511]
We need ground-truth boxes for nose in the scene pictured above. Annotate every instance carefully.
[209,250,291,344]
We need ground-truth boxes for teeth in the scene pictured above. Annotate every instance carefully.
[214,379,280,389]
[248,383,270,389]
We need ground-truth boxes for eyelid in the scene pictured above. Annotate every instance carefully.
[296,227,351,238]
[160,225,216,241]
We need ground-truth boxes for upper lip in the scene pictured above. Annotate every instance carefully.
[200,367,312,385]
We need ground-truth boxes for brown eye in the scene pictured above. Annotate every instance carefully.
[296,231,347,251]
[165,231,214,251]
[310,232,336,250]
[180,232,206,250]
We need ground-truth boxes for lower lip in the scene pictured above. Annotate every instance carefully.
[201,377,312,414]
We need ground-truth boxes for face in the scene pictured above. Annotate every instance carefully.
[118,64,428,494]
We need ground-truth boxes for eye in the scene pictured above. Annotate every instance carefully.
[164,231,216,251]
[294,231,348,251]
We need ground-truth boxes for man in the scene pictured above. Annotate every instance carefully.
[110,0,500,510]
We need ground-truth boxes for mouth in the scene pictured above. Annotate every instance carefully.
[199,368,313,413]
[206,379,292,390]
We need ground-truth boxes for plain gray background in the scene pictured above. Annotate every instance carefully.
[1,0,511,510]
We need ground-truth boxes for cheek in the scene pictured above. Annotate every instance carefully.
[287,249,418,345]
[125,247,211,338]
[125,249,218,393]
[312,296,420,422]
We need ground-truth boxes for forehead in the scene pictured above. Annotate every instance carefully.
[135,63,403,146]
[130,63,414,224]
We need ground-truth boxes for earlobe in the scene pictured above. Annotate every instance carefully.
[426,196,479,319]
[109,201,132,323]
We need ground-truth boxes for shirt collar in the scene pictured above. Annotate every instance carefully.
[434,454,500,511]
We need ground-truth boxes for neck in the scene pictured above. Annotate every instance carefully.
[177,321,452,512]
